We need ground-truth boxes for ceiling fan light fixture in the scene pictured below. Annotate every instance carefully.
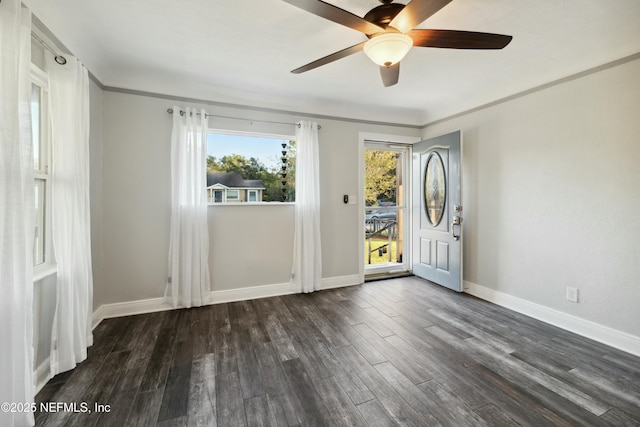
[363,32,413,67]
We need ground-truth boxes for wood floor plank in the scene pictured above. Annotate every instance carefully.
[333,344,379,374]
[356,287,436,328]
[421,362,490,411]
[251,341,303,425]
[187,354,216,427]
[191,306,216,358]
[95,390,137,427]
[428,307,517,354]
[316,311,388,366]
[139,311,181,392]
[473,404,520,426]
[360,306,434,352]
[332,368,375,405]
[355,363,439,427]
[356,399,399,427]
[337,300,395,338]
[281,324,333,380]
[352,323,433,384]
[416,379,490,427]
[126,389,164,427]
[281,358,332,425]
[125,312,165,371]
[213,319,237,377]
[341,288,400,318]
[569,365,640,419]
[600,407,640,427]
[233,328,265,399]
[243,394,279,427]
[66,350,130,427]
[157,340,194,422]
[521,384,613,426]
[371,362,443,426]
[215,371,247,427]
[467,364,583,426]
[312,376,368,426]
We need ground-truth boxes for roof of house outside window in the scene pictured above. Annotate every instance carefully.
[206,172,265,190]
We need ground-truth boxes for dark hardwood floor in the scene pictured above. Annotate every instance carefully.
[35,276,640,426]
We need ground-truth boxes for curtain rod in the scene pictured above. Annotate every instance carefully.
[166,108,320,129]
[31,31,67,65]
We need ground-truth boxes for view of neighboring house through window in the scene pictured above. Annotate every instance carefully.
[32,68,51,267]
[207,131,295,203]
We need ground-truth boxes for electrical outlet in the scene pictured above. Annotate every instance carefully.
[566,286,578,303]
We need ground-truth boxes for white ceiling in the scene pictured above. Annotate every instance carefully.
[24,0,640,126]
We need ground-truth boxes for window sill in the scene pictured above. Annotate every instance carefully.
[33,264,57,282]
[208,202,295,207]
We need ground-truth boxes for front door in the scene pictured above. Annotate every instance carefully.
[412,131,462,291]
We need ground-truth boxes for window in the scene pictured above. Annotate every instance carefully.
[227,189,239,200]
[31,66,51,267]
[207,131,295,203]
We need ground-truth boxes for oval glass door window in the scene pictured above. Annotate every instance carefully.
[424,152,446,226]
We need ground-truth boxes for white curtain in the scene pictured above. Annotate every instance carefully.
[0,2,36,426]
[291,121,322,293]
[165,107,211,308]
[47,53,94,376]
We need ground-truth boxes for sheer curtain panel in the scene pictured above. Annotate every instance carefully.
[165,107,211,308]
[47,53,94,376]
[0,2,36,426]
[291,121,322,293]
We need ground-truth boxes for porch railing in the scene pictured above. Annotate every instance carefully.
[365,218,399,265]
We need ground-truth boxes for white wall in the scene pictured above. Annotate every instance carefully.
[422,58,640,339]
[99,91,420,304]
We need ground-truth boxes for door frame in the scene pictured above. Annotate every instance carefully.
[358,132,420,283]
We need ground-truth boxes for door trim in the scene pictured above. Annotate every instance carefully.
[358,132,420,283]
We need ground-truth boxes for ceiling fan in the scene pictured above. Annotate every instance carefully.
[283,0,512,87]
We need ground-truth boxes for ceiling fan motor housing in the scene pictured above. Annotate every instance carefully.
[363,2,405,34]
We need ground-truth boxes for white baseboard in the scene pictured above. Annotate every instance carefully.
[91,297,170,329]
[209,282,295,304]
[321,274,362,290]
[91,274,362,329]
[34,358,52,394]
[464,280,640,357]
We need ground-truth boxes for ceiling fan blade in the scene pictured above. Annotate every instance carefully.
[380,63,400,87]
[282,0,384,35]
[389,0,453,34]
[408,29,512,49]
[291,41,366,74]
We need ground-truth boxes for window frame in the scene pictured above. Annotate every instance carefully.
[226,189,239,201]
[247,189,259,203]
[31,64,55,279]
[207,129,296,205]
